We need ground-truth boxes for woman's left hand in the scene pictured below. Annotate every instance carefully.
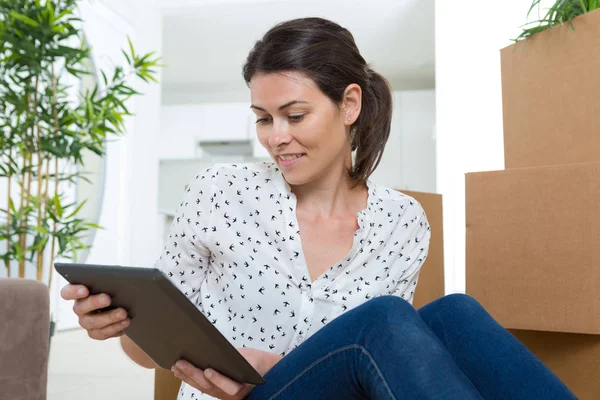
[171,347,282,400]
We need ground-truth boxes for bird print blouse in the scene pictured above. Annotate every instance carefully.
[155,161,431,400]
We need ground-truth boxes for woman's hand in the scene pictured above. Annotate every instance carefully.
[60,284,130,340]
[172,347,282,399]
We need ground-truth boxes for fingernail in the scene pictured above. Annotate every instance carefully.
[204,369,213,378]
[77,288,86,296]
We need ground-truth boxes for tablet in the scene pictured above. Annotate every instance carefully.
[55,262,265,385]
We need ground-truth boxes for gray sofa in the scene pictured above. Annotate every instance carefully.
[0,278,50,400]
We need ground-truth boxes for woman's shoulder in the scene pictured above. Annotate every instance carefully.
[368,181,427,220]
[369,181,423,207]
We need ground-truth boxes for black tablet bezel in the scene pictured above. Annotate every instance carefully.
[55,262,265,385]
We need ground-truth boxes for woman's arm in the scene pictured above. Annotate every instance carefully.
[389,200,431,304]
[120,335,159,369]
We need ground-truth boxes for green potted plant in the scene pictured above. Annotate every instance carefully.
[0,0,160,338]
[515,0,600,41]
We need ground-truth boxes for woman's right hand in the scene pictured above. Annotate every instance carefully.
[60,284,131,340]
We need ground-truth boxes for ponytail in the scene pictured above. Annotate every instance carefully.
[349,69,393,184]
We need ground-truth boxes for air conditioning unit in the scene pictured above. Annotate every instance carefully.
[196,139,255,162]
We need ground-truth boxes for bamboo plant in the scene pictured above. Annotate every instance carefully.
[0,0,160,287]
[515,0,600,41]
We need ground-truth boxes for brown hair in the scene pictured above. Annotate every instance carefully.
[242,17,393,185]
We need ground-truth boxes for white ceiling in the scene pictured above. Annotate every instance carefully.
[158,0,435,103]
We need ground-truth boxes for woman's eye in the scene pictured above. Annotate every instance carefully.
[255,118,271,125]
[255,115,304,124]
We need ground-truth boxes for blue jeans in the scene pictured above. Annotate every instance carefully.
[245,294,576,400]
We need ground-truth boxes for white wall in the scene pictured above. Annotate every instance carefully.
[370,90,436,193]
[122,5,163,271]
[435,0,544,294]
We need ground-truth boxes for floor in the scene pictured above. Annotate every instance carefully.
[47,328,154,399]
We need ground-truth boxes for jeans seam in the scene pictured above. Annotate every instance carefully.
[265,344,397,400]
[358,346,397,400]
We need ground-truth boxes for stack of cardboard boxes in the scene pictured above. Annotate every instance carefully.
[465,9,600,399]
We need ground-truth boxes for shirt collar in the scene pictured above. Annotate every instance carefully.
[267,161,375,228]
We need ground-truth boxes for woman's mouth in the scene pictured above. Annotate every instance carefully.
[278,153,305,167]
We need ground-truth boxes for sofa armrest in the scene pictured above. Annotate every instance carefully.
[0,278,50,400]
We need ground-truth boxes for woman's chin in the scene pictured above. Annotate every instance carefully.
[281,171,300,184]
[279,168,310,187]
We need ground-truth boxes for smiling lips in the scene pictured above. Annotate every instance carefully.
[278,153,305,167]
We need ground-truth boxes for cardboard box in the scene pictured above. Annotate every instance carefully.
[511,329,600,400]
[470,9,600,398]
[466,164,600,397]
[465,161,600,335]
[500,9,600,169]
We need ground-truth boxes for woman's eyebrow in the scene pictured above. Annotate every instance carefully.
[250,100,309,112]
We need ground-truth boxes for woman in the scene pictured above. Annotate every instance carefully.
[61,17,575,400]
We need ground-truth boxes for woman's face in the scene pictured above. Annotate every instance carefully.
[250,71,359,186]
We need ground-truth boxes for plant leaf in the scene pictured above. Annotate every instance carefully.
[54,193,63,219]
[10,12,40,27]
[127,36,136,61]
[65,199,87,220]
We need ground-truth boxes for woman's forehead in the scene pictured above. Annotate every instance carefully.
[250,71,319,101]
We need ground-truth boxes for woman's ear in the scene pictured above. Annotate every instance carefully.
[342,83,362,126]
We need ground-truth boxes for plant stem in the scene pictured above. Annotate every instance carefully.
[19,148,33,277]
[36,68,51,282]
[20,75,40,277]
[5,146,13,278]
[48,65,60,289]
[48,157,58,289]
[36,130,43,281]
[18,93,31,278]
[41,155,50,283]
[43,156,50,225]
[25,154,33,262]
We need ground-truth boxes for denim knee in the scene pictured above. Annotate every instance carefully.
[360,295,415,316]
[437,293,482,312]
[419,293,485,327]
[350,295,419,332]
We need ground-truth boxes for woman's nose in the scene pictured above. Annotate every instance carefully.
[269,124,291,148]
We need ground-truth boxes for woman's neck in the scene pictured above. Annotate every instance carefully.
[292,169,368,221]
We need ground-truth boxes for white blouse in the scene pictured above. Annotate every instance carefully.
[155,161,431,400]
